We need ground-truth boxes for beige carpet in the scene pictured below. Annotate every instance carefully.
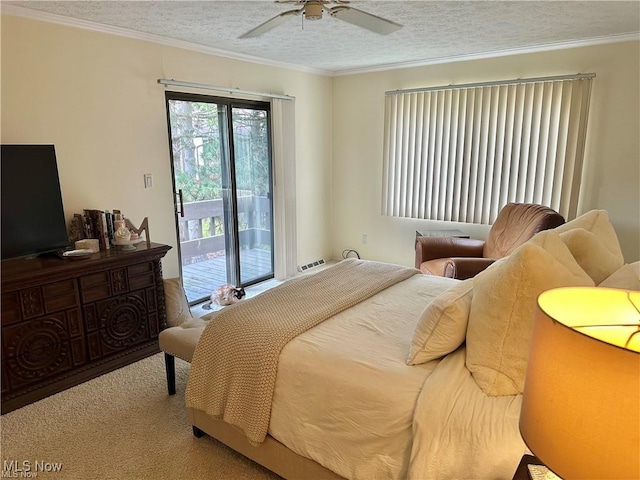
[0,354,281,480]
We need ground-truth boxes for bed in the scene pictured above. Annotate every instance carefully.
[183,260,527,480]
[162,210,635,480]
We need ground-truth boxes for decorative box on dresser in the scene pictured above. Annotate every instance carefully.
[1,242,171,414]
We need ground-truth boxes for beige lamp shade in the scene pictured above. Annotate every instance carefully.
[520,287,640,480]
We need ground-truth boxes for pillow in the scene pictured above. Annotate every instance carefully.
[407,279,473,365]
[164,277,193,327]
[598,262,640,290]
[466,242,594,397]
[558,228,625,284]
[554,210,624,260]
[528,230,594,279]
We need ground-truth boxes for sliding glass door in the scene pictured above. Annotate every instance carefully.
[165,92,274,304]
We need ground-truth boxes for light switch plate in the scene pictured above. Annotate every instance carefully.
[144,174,153,189]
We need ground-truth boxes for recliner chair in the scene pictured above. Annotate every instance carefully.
[415,203,565,280]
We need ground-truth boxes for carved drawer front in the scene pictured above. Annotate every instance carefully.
[2,313,86,390]
[2,280,79,325]
[86,290,151,360]
[1,292,22,324]
[43,279,78,314]
[80,271,113,304]
[127,261,154,289]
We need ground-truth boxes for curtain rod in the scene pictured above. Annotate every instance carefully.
[385,72,596,96]
[157,79,295,101]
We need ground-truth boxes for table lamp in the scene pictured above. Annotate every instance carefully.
[519,287,640,480]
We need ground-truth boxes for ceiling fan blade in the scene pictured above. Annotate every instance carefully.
[239,8,301,39]
[329,6,402,35]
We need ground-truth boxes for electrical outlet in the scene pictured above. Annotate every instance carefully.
[361,233,368,244]
[144,174,153,189]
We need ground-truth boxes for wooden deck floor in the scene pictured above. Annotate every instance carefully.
[181,248,273,303]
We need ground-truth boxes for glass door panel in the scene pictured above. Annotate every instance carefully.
[167,98,232,303]
[166,94,274,304]
[231,107,274,285]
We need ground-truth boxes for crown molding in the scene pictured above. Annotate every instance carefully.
[3,4,638,78]
[332,33,640,77]
[1,4,332,77]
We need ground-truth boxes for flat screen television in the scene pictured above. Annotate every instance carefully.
[1,144,70,260]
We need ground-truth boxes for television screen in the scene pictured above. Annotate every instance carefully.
[1,145,70,260]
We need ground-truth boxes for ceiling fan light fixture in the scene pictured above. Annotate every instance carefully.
[304,2,323,20]
[239,0,402,38]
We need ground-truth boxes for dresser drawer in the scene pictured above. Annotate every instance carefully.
[1,280,79,325]
[85,290,152,360]
[2,315,86,390]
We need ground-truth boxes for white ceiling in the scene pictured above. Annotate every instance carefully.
[4,1,640,75]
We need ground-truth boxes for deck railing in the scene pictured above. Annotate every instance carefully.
[179,195,271,264]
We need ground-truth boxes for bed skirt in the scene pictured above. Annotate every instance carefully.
[188,407,346,480]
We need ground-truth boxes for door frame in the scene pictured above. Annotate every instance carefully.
[164,91,275,303]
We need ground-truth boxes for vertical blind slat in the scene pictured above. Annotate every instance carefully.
[468,88,481,222]
[491,85,508,222]
[412,93,424,218]
[499,85,517,212]
[525,83,543,203]
[484,86,500,224]
[398,95,410,217]
[451,90,466,222]
[533,82,553,204]
[508,85,525,203]
[381,76,592,223]
[475,87,489,223]
[445,90,459,221]
[426,92,436,217]
[440,90,451,220]
[405,94,417,217]
[551,82,572,213]
[542,81,562,207]
[460,89,474,223]
[381,95,394,215]
[418,93,430,218]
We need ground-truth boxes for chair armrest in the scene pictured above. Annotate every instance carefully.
[415,236,485,267]
[445,257,497,280]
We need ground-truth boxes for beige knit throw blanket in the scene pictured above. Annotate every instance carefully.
[185,259,419,445]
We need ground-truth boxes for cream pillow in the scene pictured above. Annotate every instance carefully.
[164,277,193,327]
[407,279,473,365]
[554,210,624,259]
[558,228,625,284]
[598,262,640,290]
[528,230,595,279]
[466,243,594,396]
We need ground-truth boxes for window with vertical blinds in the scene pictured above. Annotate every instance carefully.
[382,74,594,224]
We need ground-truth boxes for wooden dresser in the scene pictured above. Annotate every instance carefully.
[1,242,171,413]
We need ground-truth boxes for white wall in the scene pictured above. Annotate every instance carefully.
[3,14,638,273]
[332,41,640,265]
[1,14,333,277]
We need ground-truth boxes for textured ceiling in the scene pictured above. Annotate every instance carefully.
[4,1,640,75]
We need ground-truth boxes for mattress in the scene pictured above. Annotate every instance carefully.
[268,274,458,479]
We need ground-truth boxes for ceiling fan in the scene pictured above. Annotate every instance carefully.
[239,0,402,39]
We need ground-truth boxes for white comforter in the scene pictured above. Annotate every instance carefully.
[268,273,527,480]
[409,347,527,480]
[268,274,457,479]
